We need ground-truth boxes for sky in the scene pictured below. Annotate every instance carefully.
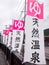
[0,0,49,32]
[0,0,25,32]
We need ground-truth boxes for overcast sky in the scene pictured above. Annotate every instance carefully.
[0,0,49,32]
[0,0,25,32]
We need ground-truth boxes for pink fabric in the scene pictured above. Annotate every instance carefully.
[9,25,13,32]
[13,20,24,30]
[3,30,9,35]
[26,0,43,19]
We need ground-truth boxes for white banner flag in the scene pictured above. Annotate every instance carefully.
[24,0,46,64]
[3,34,6,44]
[11,20,24,52]
[7,32,12,49]
[3,30,9,46]
[7,25,13,50]
[24,16,46,64]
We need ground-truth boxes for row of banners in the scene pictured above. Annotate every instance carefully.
[2,0,48,64]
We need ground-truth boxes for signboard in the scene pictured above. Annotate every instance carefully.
[3,30,9,45]
[7,25,13,50]
[24,0,46,64]
[11,20,24,52]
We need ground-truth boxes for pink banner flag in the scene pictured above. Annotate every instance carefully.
[9,25,13,32]
[3,30,9,35]
[26,0,43,19]
[13,20,24,30]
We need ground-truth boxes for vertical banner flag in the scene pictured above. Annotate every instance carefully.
[7,25,13,50]
[3,30,6,44]
[3,29,9,45]
[24,0,46,64]
[12,20,24,52]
